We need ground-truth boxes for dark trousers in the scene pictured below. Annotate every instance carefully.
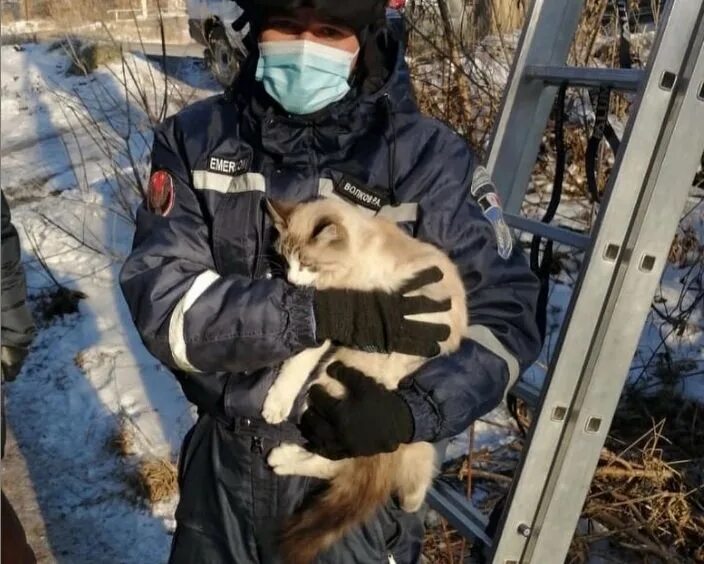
[1,492,36,564]
[1,388,36,564]
[169,414,424,564]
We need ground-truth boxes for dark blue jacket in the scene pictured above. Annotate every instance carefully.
[119,33,541,445]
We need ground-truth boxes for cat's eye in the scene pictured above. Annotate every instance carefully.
[299,261,317,272]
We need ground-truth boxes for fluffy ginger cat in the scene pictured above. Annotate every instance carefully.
[262,198,467,564]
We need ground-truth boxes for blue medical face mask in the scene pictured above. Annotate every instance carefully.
[255,40,358,115]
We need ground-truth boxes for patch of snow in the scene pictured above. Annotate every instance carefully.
[1,19,55,35]
[2,41,216,561]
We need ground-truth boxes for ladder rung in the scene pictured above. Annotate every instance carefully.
[524,65,645,91]
[505,213,591,250]
[428,479,493,547]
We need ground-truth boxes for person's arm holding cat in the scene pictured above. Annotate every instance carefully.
[120,123,315,377]
[401,151,542,443]
[120,121,447,382]
[302,134,543,458]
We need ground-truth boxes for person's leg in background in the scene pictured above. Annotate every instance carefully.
[1,388,37,564]
[2,491,37,564]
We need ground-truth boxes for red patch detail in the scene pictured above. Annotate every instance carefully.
[485,192,503,209]
[388,0,406,8]
[147,170,174,216]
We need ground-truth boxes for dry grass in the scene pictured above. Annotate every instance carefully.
[33,286,86,322]
[423,518,472,564]
[481,0,525,35]
[405,0,515,157]
[108,420,138,457]
[571,397,704,563]
[668,226,703,269]
[107,418,177,505]
[405,0,651,198]
[129,457,178,504]
[66,41,123,75]
[46,0,106,26]
[429,395,704,563]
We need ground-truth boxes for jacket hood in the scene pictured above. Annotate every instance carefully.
[236,0,387,37]
[229,28,417,165]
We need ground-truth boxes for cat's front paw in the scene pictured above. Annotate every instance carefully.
[262,392,290,425]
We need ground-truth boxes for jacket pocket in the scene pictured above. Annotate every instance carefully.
[374,497,425,564]
[211,187,266,278]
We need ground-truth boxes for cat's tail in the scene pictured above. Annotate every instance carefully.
[280,454,393,564]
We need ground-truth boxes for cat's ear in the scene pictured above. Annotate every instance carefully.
[312,218,345,246]
[266,199,296,231]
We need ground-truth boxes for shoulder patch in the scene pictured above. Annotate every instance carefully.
[470,166,513,260]
[147,170,175,217]
[207,155,251,176]
[333,175,390,212]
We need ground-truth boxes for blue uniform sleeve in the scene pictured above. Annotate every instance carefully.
[396,135,542,442]
[119,118,317,375]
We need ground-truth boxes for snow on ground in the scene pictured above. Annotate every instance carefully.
[519,190,704,403]
[634,196,704,400]
[1,41,218,562]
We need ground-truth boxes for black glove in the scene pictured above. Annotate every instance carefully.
[300,362,414,460]
[1,346,28,382]
[313,266,451,357]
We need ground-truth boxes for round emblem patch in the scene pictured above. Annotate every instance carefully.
[147,170,174,216]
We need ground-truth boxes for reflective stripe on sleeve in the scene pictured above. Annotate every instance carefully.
[192,171,265,194]
[168,270,221,372]
[466,324,520,391]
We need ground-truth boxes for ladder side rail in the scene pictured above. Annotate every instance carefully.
[488,1,701,560]
[486,0,586,214]
[526,21,704,562]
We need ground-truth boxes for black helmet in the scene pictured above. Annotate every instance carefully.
[237,0,387,36]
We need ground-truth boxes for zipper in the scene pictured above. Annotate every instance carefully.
[252,194,267,279]
[251,436,264,454]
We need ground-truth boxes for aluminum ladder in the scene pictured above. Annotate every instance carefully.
[425,1,704,562]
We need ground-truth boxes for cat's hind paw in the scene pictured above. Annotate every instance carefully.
[268,444,313,475]
[399,489,427,513]
[268,443,339,479]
